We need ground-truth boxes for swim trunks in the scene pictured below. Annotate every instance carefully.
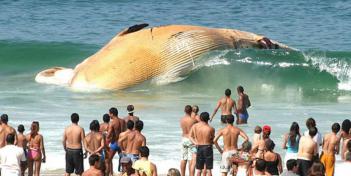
[239,110,249,121]
[220,150,237,173]
[181,137,196,160]
[221,115,234,123]
[196,145,213,170]
[126,153,140,163]
[110,141,121,152]
[320,152,335,176]
[65,148,84,174]
[297,158,312,176]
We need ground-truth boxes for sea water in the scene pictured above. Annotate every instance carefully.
[1,0,351,174]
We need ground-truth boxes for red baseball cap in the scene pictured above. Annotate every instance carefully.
[263,125,271,133]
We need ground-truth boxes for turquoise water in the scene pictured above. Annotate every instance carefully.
[1,0,351,174]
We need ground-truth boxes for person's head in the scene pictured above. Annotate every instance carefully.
[332,123,340,134]
[88,154,100,167]
[109,107,118,117]
[31,121,39,133]
[342,119,351,134]
[127,120,135,130]
[226,115,235,124]
[71,113,79,124]
[139,146,150,158]
[286,159,298,172]
[120,157,133,172]
[346,152,351,162]
[255,159,266,172]
[127,105,134,115]
[103,113,110,123]
[306,117,316,129]
[225,89,231,97]
[309,126,318,138]
[135,120,144,132]
[265,139,275,151]
[184,105,192,115]
[254,126,262,134]
[192,105,199,114]
[308,162,325,176]
[167,168,181,176]
[289,122,300,146]
[1,114,8,124]
[17,124,25,133]
[242,141,252,152]
[237,86,244,94]
[89,120,100,132]
[347,140,351,152]
[262,125,271,138]
[6,133,15,145]
[200,112,210,123]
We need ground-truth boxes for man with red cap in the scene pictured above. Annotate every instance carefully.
[252,125,271,158]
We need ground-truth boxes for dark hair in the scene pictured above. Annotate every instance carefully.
[109,107,118,116]
[192,105,199,113]
[242,141,252,152]
[332,123,340,133]
[306,118,316,129]
[289,122,301,146]
[226,115,234,124]
[167,168,181,176]
[184,105,192,115]
[342,119,351,134]
[237,86,244,93]
[88,154,100,166]
[286,159,297,171]
[103,114,110,123]
[347,140,351,151]
[254,126,262,134]
[90,120,100,132]
[1,114,8,123]
[265,139,275,151]
[139,146,150,157]
[127,120,134,130]
[127,105,134,114]
[71,113,79,123]
[135,120,144,131]
[309,127,318,137]
[346,152,351,161]
[308,162,325,176]
[6,133,15,144]
[225,89,231,96]
[255,159,266,172]
[18,124,25,133]
[200,112,210,122]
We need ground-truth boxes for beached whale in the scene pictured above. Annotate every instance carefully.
[35,24,294,90]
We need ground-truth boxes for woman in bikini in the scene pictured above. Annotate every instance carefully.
[26,121,46,176]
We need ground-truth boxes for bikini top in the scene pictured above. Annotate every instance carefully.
[287,135,300,153]
[265,153,279,175]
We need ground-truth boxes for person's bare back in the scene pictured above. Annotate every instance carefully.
[298,136,317,160]
[191,122,215,145]
[125,130,146,154]
[221,125,248,151]
[17,133,27,149]
[180,114,197,138]
[109,117,125,142]
[323,133,340,154]
[0,125,16,147]
[64,124,85,150]
[82,168,103,176]
[219,97,235,116]
[85,132,104,154]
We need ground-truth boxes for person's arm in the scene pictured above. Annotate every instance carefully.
[118,133,126,148]
[152,163,157,176]
[213,130,223,154]
[210,101,221,122]
[189,126,197,145]
[142,136,146,146]
[277,153,283,174]
[282,134,288,149]
[81,128,87,154]
[239,128,249,142]
[247,95,251,108]
[335,137,341,154]
[62,129,67,151]
[40,135,46,163]
[95,136,105,154]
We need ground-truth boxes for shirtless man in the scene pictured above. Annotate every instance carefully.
[17,124,28,176]
[297,126,318,176]
[100,114,110,135]
[107,107,126,176]
[119,120,146,162]
[0,114,17,148]
[321,123,341,176]
[119,120,135,153]
[180,105,197,176]
[210,89,237,124]
[63,113,86,176]
[26,121,46,176]
[252,125,271,159]
[82,154,103,176]
[213,115,249,176]
[124,105,140,124]
[236,86,251,124]
[84,120,105,172]
[191,105,201,122]
[341,119,351,160]
[190,112,215,176]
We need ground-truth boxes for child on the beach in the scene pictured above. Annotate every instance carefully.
[253,126,262,146]
[231,141,253,176]
[17,124,28,176]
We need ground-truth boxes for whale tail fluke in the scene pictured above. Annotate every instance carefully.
[35,67,74,86]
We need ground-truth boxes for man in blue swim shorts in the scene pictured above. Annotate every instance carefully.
[236,86,251,124]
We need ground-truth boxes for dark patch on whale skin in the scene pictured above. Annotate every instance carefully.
[119,23,149,36]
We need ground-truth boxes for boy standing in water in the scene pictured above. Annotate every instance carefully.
[320,123,341,176]
[236,86,251,124]
[17,124,27,176]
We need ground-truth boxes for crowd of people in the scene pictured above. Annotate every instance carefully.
[0,86,350,176]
